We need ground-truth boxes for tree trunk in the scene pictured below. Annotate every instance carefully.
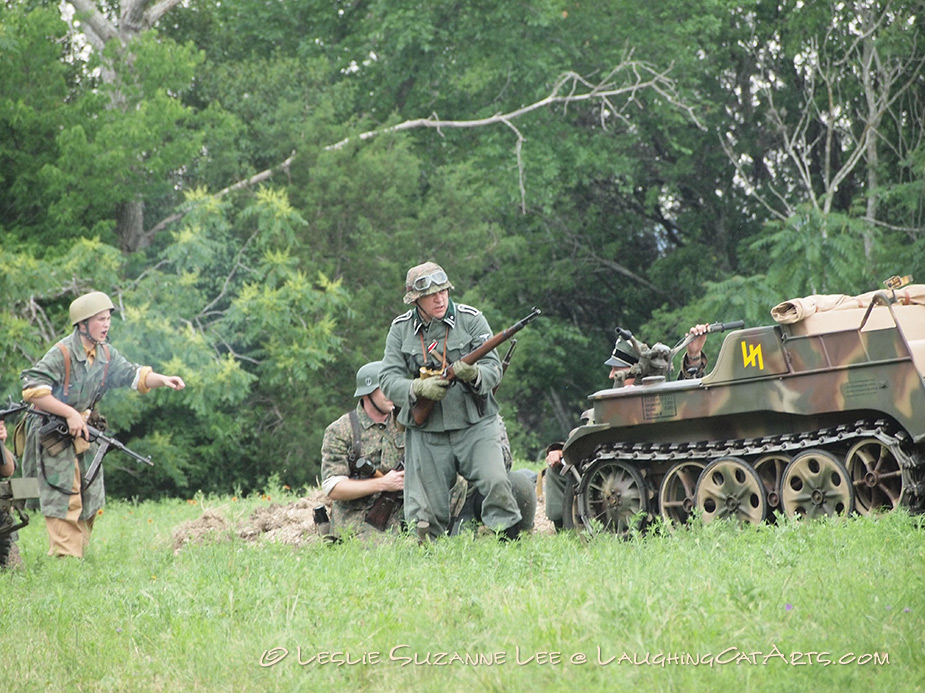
[116,197,146,253]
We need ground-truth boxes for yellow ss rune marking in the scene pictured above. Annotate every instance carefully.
[741,341,764,370]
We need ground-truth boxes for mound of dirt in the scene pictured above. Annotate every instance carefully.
[237,491,329,546]
[171,509,230,553]
[172,486,554,552]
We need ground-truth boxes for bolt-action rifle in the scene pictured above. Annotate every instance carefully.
[38,416,153,484]
[410,307,541,426]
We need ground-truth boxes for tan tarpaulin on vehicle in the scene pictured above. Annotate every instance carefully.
[770,285,925,324]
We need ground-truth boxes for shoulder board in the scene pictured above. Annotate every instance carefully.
[457,304,482,316]
[391,310,414,325]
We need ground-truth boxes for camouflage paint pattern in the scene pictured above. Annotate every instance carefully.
[564,301,925,467]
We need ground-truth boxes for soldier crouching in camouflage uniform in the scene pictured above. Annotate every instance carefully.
[379,262,522,541]
[20,291,186,558]
[320,361,408,539]
[321,362,531,540]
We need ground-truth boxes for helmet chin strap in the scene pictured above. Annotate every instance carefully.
[77,322,108,347]
[365,394,392,417]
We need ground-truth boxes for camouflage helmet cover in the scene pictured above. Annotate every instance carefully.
[604,335,639,368]
[402,261,455,304]
[354,361,383,397]
[69,291,115,326]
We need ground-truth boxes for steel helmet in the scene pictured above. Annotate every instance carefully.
[402,261,454,304]
[69,291,115,326]
[354,361,383,397]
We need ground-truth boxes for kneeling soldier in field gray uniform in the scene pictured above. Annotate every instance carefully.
[379,262,522,541]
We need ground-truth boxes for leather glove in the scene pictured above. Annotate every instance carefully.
[452,360,479,383]
[412,377,450,401]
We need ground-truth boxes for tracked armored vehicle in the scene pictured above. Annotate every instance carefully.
[560,286,925,533]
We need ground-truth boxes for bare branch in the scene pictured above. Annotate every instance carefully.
[144,62,700,237]
[499,117,527,213]
[144,0,184,27]
[325,62,703,151]
[69,0,119,46]
[142,151,298,244]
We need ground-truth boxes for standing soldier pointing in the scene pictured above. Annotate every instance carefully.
[379,262,522,540]
[20,291,186,558]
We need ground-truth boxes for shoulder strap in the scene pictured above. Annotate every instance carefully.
[56,343,70,397]
[55,342,112,402]
[348,409,362,461]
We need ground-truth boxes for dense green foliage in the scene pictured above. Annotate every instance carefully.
[1,492,923,691]
[2,0,923,498]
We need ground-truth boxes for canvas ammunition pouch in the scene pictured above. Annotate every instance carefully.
[11,416,27,458]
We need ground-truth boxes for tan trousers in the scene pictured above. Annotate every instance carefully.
[45,463,96,558]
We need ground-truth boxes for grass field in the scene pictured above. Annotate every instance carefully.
[2,482,923,692]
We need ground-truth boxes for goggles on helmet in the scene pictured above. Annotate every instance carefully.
[411,269,449,292]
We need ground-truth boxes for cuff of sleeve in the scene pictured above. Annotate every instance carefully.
[322,475,348,497]
[683,353,708,374]
[22,386,52,402]
[136,366,154,394]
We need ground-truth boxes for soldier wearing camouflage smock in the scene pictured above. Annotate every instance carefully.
[20,291,185,558]
[320,361,406,537]
[379,262,522,540]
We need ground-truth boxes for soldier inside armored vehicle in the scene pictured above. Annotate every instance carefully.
[543,324,710,530]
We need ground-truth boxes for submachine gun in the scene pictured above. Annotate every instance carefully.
[410,307,542,426]
[0,399,29,422]
[38,415,153,485]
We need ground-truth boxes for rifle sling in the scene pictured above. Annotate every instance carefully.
[347,409,362,475]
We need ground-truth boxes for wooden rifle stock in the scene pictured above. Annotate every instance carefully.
[410,307,541,426]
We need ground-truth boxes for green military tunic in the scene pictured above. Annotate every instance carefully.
[379,300,521,537]
[20,331,145,519]
[320,402,405,537]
